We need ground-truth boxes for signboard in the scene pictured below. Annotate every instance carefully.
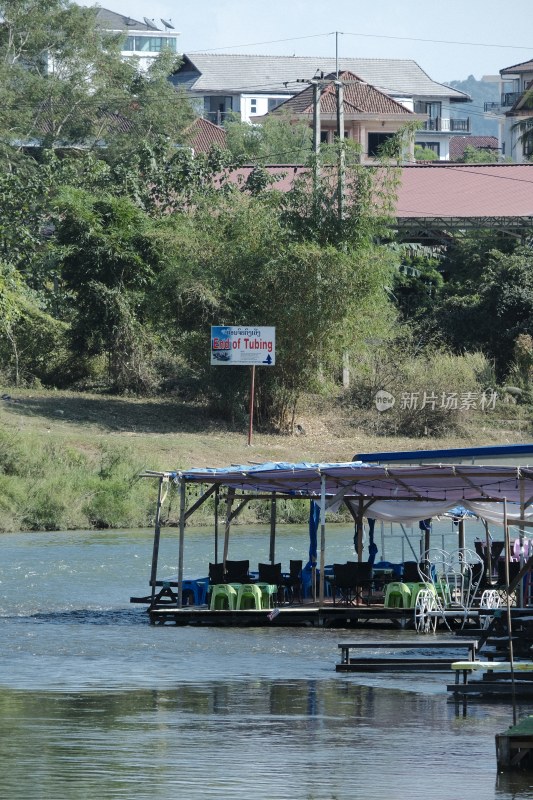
[211,326,275,366]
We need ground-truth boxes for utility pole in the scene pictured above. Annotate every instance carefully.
[311,79,322,191]
[335,78,345,220]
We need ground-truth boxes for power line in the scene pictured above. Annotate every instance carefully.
[187,32,335,54]
[185,30,533,57]
[341,31,533,52]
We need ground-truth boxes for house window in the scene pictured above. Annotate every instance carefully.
[124,36,176,52]
[268,98,284,112]
[320,131,329,143]
[367,132,395,157]
[250,98,257,114]
[417,141,441,157]
[204,96,233,123]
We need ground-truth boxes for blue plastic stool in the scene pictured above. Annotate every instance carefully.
[182,579,206,606]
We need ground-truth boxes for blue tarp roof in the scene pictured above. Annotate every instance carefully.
[354,443,533,465]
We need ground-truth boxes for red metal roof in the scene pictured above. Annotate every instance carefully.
[395,163,533,218]
[224,163,533,219]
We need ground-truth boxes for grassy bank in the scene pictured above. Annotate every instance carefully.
[0,388,531,532]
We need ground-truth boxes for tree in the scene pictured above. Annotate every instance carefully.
[414,145,438,161]
[460,145,499,163]
[53,188,164,391]
[224,112,313,164]
[148,149,399,428]
[0,1,193,161]
[432,245,533,378]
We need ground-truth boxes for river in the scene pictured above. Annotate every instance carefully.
[1,525,532,799]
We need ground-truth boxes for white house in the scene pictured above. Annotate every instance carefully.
[485,58,533,163]
[170,53,471,161]
[95,7,179,71]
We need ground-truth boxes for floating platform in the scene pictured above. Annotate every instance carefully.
[145,603,483,628]
[496,716,533,770]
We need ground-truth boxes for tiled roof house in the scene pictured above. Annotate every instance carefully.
[187,117,227,153]
[257,70,425,162]
[449,135,499,161]
[170,53,471,161]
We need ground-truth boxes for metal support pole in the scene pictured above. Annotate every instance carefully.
[520,476,525,606]
[214,485,219,563]
[223,487,235,566]
[319,474,326,607]
[504,497,517,725]
[269,493,276,563]
[149,476,165,606]
[458,518,465,553]
[357,500,364,562]
[177,479,186,610]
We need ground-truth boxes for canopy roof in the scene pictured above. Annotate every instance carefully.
[172,462,533,526]
[179,461,529,501]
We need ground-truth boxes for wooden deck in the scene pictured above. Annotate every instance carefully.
[146,603,484,628]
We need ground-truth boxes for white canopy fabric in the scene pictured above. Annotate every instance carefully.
[174,460,533,527]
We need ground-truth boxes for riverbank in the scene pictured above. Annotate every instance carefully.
[1,387,530,531]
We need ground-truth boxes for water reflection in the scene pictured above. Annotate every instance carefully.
[1,529,532,799]
[0,679,521,800]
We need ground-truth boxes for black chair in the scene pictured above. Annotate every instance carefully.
[258,562,285,604]
[332,562,373,606]
[209,562,226,585]
[402,561,421,582]
[284,559,303,604]
[225,559,250,584]
[497,560,521,589]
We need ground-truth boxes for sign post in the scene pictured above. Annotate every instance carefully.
[248,365,255,446]
[211,326,276,445]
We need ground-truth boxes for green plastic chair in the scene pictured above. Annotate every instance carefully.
[236,583,263,610]
[255,582,278,609]
[384,581,412,608]
[405,581,436,608]
[210,583,238,610]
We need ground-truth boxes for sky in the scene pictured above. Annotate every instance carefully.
[77,0,533,84]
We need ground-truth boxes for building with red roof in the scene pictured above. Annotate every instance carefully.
[255,71,425,163]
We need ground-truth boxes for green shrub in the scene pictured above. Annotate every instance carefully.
[350,343,497,436]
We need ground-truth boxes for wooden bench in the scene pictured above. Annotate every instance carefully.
[451,660,533,683]
[337,639,478,672]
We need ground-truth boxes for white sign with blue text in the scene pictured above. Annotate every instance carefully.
[211,326,276,366]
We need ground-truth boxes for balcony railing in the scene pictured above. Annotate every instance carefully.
[484,101,501,113]
[423,117,470,133]
[501,92,522,107]
[204,111,232,125]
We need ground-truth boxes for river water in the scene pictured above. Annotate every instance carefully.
[1,525,533,799]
